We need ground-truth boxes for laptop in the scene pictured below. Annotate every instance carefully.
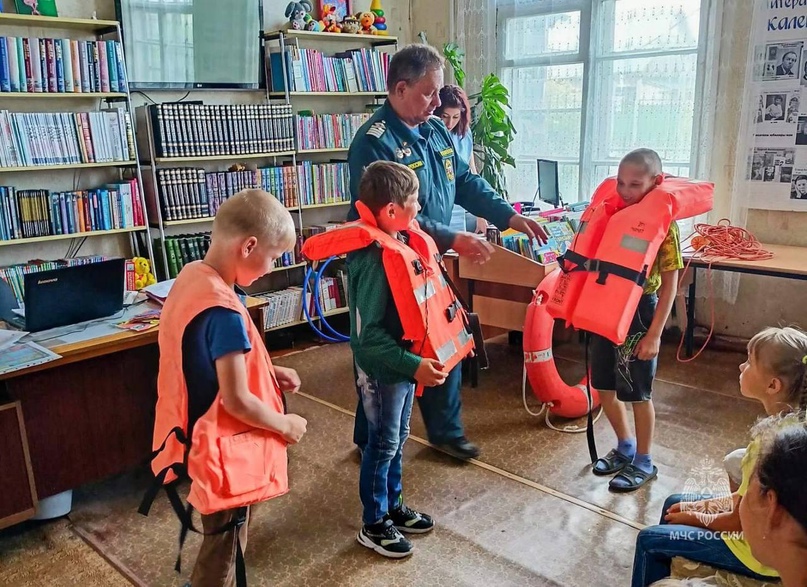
[0,258,125,332]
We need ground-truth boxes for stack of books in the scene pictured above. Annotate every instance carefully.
[142,103,294,158]
[0,179,144,240]
[0,36,127,94]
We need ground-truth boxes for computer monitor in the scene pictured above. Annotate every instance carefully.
[537,159,560,207]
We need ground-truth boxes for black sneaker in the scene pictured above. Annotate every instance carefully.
[437,437,481,461]
[387,503,434,534]
[357,519,413,558]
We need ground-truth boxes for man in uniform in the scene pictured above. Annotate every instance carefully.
[347,43,547,460]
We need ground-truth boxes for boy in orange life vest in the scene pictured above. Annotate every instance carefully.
[350,161,445,558]
[154,189,307,586]
[589,148,683,492]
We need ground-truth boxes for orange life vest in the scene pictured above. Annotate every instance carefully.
[149,261,288,515]
[301,201,475,393]
[547,175,713,344]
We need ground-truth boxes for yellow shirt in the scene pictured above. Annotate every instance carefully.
[721,437,779,577]
[643,221,683,294]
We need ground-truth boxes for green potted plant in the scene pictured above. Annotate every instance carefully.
[443,42,517,200]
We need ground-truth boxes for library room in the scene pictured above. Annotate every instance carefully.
[1,0,807,586]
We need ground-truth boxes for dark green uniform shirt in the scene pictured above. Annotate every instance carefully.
[347,100,517,251]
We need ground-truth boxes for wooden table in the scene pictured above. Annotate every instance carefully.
[683,243,807,356]
[0,297,267,529]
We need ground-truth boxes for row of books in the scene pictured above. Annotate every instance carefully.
[269,47,390,93]
[147,162,349,223]
[0,37,127,94]
[257,273,348,331]
[159,231,306,280]
[142,103,294,159]
[0,179,145,241]
[0,256,106,304]
[295,112,370,151]
[0,108,135,168]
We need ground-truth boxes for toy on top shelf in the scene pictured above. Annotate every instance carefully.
[357,11,376,34]
[319,4,342,32]
[285,0,314,30]
[340,15,361,34]
[369,0,388,34]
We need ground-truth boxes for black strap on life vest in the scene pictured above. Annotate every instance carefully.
[584,333,598,464]
[139,426,248,587]
[436,257,489,370]
[557,250,648,288]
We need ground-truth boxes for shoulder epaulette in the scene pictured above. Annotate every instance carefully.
[366,121,386,139]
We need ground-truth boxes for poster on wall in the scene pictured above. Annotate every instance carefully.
[745,1,807,211]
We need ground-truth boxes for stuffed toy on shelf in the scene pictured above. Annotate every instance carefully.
[133,257,157,290]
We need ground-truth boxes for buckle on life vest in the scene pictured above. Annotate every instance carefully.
[445,300,459,322]
[412,259,424,275]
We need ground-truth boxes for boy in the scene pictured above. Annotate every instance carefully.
[349,161,447,558]
[152,189,308,586]
[590,148,683,492]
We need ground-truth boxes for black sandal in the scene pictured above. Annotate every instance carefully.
[608,464,658,492]
[592,449,632,476]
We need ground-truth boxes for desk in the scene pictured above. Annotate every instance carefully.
[684,244,807,356]
[0,296,267,529]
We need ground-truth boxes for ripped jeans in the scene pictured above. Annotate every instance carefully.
[356,365,415,525]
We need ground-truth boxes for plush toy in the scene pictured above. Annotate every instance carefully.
[133,257,157,290]
[369,0,388,35]
[357,11,377,34]
[284,0,314,30]
[319,4,342,33]
[304,14,324,31]
[340,15,361,34]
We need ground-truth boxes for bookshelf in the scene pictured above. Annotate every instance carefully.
[0,15,153,272]
[253,30,398,333]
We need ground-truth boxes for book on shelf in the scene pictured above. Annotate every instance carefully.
[137,103,294,159]
[268,46,389,93]
[0,37,127,94]
[295,111,370,151]
[0,255,106,305]
[0,179,144,241]
[297,160,350,206]
[258,287,304,330]
[492,219,576,265]
[0,107,135,167]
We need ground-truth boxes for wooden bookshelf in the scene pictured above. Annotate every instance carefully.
[299,201,351,210]
[264,306,348,333]
[0,226,147,248]
[0,161,137,173]
[0,92,127,99]
[151,151,296,165]
[264,30,397,46]
[0,13,119,32]
[297,147,350,154]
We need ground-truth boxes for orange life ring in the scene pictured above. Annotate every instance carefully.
[523,268,600,419]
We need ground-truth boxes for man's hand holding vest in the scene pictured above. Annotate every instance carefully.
[280,414,308,445]
[451,232,495,264]
[415,359,449,387]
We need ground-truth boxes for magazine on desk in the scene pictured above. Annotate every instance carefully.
[0,340,61,376]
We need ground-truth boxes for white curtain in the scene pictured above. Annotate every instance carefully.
[453,0,498,94]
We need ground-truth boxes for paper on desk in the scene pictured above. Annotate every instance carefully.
[143,279,175,304]
[0,341,61,376]
[0,329,27,352]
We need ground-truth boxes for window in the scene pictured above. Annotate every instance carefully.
[498,0,709,204]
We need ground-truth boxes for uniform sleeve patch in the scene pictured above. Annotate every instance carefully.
[408,160,424,170]
[440,147,454,157]
[366,121,386,138]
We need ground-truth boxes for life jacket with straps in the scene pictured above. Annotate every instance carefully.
[547,175,713,344]
[301,201,475,393]
[138,261,288,586]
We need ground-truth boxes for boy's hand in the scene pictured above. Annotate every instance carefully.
[275,366,301,393]
[414,359,449,387]
[664,509,703,526]
[280,414,307,444]
[452,232,494,263]
[634,333,661,360]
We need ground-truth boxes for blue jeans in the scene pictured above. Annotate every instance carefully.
[631,494,773,587]
[357,366,416,525]
[354,362,464,447]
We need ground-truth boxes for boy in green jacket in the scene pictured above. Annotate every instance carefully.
[349,161,448,558]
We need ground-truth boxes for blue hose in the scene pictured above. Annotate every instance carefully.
[302,256,349,343]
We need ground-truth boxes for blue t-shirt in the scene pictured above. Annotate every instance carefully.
[182,299,251,433]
